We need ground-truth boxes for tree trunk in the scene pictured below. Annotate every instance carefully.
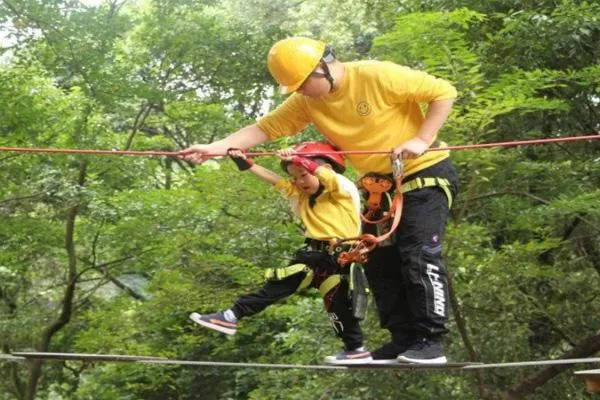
[24,161,87,400]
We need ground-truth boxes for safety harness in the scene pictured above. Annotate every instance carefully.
[332,158,454,266]
[262,240,369,319]
[261,157,453,320]
[263,262,342,297]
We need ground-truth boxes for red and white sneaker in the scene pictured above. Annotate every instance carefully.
[189,312,237,335]
[324,346,373,365]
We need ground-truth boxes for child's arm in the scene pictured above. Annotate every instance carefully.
[287,155,343,194]
[278,148,326,176]
[228,149,282,185]
[248,164,282,185]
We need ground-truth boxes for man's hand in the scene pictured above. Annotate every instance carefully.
[178,124,270,165]
[393,137,429,160]
[178,144,222,164]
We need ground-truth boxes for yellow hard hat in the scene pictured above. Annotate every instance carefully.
[267,37,326,94]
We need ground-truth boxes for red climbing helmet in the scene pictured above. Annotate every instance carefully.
[281,141,345,173]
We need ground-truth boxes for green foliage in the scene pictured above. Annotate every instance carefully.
[373,8,486,81]
[1,0,599,399]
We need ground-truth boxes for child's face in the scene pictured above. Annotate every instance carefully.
[287,164,320,195]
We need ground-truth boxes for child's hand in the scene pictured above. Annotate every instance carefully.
[228,148,246,159]
[227,148,254,171]
[277,148,294,161]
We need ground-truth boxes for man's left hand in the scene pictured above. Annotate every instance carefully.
[393,137,429,160]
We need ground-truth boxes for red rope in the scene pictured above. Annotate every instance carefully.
[429,134,600,152]
[0,134,598,157]
[0,147,175,156]
[244,134,600,156]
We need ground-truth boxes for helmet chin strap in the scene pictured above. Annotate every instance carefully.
[319,60,335,92]
[319,46,336,92]
[299,46,336,93]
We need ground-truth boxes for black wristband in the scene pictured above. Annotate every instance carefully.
[227,148,254,171]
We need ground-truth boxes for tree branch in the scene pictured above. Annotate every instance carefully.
[462,190,550,205]
[0,193,44,206]
[76,250,159,301]
[124,103,153,150]
[459,190,598,231]
[506,332,600,399]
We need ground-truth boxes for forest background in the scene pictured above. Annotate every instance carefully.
[0,0,599,399]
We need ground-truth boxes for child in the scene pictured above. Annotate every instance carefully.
[189,142,372,365]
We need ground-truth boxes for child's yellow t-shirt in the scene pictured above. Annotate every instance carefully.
[275,167,360,240]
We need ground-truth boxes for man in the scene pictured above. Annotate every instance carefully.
[181,37,459,364]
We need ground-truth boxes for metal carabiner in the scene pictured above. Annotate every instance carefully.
[391,156,404,180]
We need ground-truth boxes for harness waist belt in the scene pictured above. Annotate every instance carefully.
[263,263,341,296]
[401,176,453,208]
[305,238,331,252]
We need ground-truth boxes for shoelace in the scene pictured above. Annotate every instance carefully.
[407,339,429,351]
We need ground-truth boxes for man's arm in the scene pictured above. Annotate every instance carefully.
[179,124,269,164]
[393,98,454,160]
[416,98,454,144]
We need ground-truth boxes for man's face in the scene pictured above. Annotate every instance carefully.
[296,69,330,98]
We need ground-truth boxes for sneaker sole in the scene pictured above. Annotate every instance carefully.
[189,313,236,335]
[369,359,400,365]
[324,356,373,365]
[396,355,447,364]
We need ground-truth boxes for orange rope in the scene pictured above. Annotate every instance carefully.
[0,134,598,157]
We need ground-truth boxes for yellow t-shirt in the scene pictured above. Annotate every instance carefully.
[258,60,457,176]
[274,167,361,240]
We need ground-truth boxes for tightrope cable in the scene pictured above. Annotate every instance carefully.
[2,352,599,371]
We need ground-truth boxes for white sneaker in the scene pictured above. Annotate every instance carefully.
[324,346,373,365]
[189,312,237,335]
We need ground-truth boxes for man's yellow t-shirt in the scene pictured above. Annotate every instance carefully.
[258,61,457,176]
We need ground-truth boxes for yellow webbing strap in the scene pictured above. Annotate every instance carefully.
[298,271,314,290]
[349,263,356,291]
[318,275,341,297]
[264,263,313,290]
[401,177,453,208]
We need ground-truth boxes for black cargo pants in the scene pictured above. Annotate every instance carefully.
[364,158,459,345]
[231,248,364,351]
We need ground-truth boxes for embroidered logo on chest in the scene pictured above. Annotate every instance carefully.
[356,101,372,116]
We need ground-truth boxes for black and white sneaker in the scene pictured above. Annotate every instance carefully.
[370,342,409,364]
[189,312,237,335]
[396,338,447,364]
[324,346,373,365]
